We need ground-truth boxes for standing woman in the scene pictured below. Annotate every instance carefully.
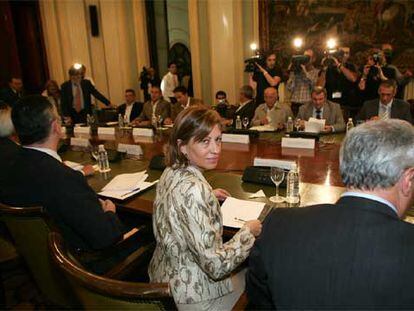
[149,107,262,310]
[42,80,62,118]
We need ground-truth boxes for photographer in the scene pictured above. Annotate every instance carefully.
[358,51,388,102]
[286,49,320,116]
[249,52,282,105]
[139,67,160,101]
[319,47,359,117]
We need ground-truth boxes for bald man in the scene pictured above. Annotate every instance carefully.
[251,87,293,129]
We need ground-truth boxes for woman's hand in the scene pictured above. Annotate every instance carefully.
[213,188,230,201]
[245,220,262,237]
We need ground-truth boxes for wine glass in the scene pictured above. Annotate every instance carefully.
[242,117,249,129]
[91,145,99,161]
[294,118,301,132]
[157,115,163,129]
[269,167,285,203]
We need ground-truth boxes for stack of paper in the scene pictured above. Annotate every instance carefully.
[250,125,276,132]
[304,117,325,133]
[98,171,158,200]
[64,160,84,171]
[221,197,265,228]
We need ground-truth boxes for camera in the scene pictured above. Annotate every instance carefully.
[322,49,345,67]
[291,54,310,73]
[372,53,381,65]
[244,54,265,73]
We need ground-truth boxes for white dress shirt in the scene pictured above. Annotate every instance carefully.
[160,72,178,101]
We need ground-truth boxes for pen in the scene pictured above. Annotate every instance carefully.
[234,217,246,223]
[121,188,140,198]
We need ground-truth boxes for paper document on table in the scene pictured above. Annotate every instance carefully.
[99,180,158,200]
[102,171,148,191]
[64,160,84,171]
[249,125,276,132]
[221,197,265,228]
[304,118,325,133]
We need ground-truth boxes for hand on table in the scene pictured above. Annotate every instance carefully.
[213,188,230,201]
[245,220,262,237]
[81,164,95,176]
[99,199,116,213]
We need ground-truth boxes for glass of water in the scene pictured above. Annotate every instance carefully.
[269,167,285,203]
[242,117,249,129]
[294,118,301,132]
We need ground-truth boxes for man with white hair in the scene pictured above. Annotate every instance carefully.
[247,119,414,309]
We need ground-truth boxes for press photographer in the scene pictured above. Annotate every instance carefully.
[248,49,282,105]
[358,50,388,102]
[286,47,320,116]
[139,66,160,101]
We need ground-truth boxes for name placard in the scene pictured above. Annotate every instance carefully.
[70,137,90,148]
[222,133,249,144]
[253,158,296,170]
[281,137,315,149]
[118,143,143,156]
[74,126,90,134]
[133,128,154,137]
[98,127,116,135]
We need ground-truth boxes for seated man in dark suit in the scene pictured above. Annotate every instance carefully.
[297,86,345,132]
[117,89,143,124]
[171,86,204,121]
[247,119,414,309]
[357,79,412,123]
[0,96,129,274]
[61,66,112,124]
[0,77,24,108]
[132,85,171,127]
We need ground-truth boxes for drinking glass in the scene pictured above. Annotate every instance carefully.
[242,117,249,129]
[91,145,99,161]
[294,118,301,132]
[157,115,163,129]
[269,167,285,203]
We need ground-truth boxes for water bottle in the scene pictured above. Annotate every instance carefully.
[286,163,300,204]
[346,118,354,133]
[86,114,92,127]
[98,144,110,173]
[286,116,294,133]
[235,115,242,129]
[151,114,157,128]
[118,113,124,128]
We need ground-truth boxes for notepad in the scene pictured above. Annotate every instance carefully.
[304,118,325,133]
[221,197,265,228]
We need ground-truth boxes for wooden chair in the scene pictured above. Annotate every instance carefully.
[49,232,176,310]
[0,203,79,308]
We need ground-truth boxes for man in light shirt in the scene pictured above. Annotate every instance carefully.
[247,119,414,309]
[160,62,179,103]
[251,87,292,129]
[357,79,412,123]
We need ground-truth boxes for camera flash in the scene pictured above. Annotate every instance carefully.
[250,43,257,51]
[73,63,82,70]
[326,38,337,50]
[293,37,303,49]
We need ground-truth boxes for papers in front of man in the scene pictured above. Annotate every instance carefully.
[64,160,84,171]
[304,117,325,133]
[99,171,158,200]
[221,197,265,228]
[249,125,276,132]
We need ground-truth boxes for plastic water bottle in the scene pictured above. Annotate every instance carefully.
[235,115,242,129]
[346,118,354,133]
[98,144,110,173]
[118,113,124,128]
[286,116,294,133]
[86,114,92,127]
[286,163,300,204]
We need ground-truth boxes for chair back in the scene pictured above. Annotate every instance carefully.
[0,203,79,307]
[49,231,176,310]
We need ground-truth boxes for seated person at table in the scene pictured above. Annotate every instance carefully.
[0,96,130,274]
[117,89,143,124]
[132,85,171,126]
[171,86,204,121]
[251,87,292,129]
[214,90,230,118]
[247,119,414,309]
[356,80,412,123]
[222,85,256,127]
[296,86,345,132]
[0,103,20,166]
[149,107,262,310]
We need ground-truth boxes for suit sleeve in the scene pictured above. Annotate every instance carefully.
[296,105,306,120]
[332,104,345,132]
[86,80,111,106]
[173,181,256,280]
[252,106,262,126]
[400,101,412,124]
[60,83,71,117]
[356,101,368,121]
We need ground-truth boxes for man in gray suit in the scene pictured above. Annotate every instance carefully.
[251,87,292,129]
[297,86,345,132]
[132,85,171,127]
[356,80,412,123]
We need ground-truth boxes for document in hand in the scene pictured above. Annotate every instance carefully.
[304,117,325,133]
[221,197,265,228]
[98,171,158,200]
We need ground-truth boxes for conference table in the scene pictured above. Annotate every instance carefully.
[60,126,347,226]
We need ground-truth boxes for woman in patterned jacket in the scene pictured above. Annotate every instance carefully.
[148,106,262,310]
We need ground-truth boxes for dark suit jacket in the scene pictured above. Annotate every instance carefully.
[0,148,124,252]
[247,196,414,310]
[0,87,23,108]
[356,98,412,123]
[117,102,143,123]
[297,100,346,132]
[0,138,20,171]
[61,79,110,117]
[232,100,256,126]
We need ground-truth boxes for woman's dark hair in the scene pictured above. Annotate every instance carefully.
[11,95,56,145]
[165,107,221,168]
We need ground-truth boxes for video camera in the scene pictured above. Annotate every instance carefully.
[244,53,265,73]
[291,54,310,73]
[322,49,345,67]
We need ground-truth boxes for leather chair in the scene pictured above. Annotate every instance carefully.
[0,203,79,307]
[48,232,176,310]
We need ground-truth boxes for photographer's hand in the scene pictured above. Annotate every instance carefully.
[377,65,388,81]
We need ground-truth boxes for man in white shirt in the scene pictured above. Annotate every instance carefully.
[161,62,179,103]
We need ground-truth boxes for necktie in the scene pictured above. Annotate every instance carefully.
[316,109,322,119]
[379,105,389,120]
[74,84,82,113]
